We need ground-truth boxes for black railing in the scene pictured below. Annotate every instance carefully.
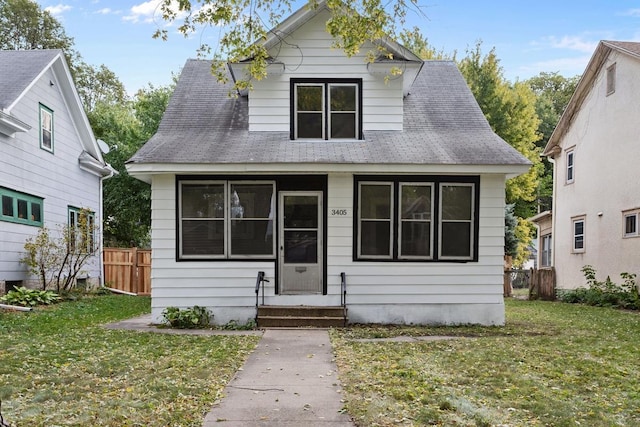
[255,271,269,324]
[340,272,347,327]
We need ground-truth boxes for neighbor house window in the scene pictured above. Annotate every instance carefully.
[68,207,96,253]
[355,176,478,262]
[566,149,575,184]
[39,104,54,152]
[291,79,361,140]
[541,234,552,267]
[179,180,275,259]
[606,63,616,95]
[572,216,585,253]
[623,210,639,238]
[0,187,43,226]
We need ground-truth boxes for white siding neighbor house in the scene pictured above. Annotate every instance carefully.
[0,50,112,293]
[541,41,640,290]
[127,2,531,326]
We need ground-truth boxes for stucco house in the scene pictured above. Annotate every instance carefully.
[127,2,530,326]
[0,49,112,293]
[540,41,640,290]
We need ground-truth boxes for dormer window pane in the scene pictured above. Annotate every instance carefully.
[296,85,324,139]
[292,79,361,140]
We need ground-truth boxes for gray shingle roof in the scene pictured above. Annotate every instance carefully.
[129,59,530,167]
[0,49,60,110]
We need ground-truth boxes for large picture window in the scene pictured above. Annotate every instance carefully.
[292,79,361,140]
[0,187,43,227]
[179,180,275,259]
[355,176,478,262]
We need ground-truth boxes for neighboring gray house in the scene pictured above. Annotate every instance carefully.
[541,41,640,289]
[0,50,112,292]
[127,2,530,326]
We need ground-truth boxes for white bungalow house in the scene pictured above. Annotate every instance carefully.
[127,2,531,326]
[540,41,640,290]
[0,50,112,293]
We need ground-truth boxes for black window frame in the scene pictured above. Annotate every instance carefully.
[353,175,480,262]
[177,179,276,260]
[290,78,363,140]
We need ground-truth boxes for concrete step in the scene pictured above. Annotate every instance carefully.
[257,305,347,328]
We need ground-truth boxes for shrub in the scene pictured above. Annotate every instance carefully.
[559,266,639,310]
[161,306,212,329]
[0,287,60,307]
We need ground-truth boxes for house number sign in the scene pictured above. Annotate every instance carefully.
[330,209,349,216]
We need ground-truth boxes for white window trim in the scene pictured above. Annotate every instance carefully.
[357,181,394,259]
[68,207,96,253]
[292,80,360,141]
[623,209,639,238]
[398,182,434,260]
[566,149,575,184]
[179,180,276,260]
[540,234,552,267]
[438,182,475,261]
[572,216,586,253]
[327,83,359,140]
[294,83,325,140]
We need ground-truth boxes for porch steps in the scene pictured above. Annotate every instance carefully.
[257,305,347,328]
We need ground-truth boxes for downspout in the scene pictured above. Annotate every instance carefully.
[99,166,116,286]
[547,156,557,268]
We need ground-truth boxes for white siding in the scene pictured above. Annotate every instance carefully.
[553,51,640,289]
[248,9,405,132]
[149,172,507,325]
[0,67,102,285]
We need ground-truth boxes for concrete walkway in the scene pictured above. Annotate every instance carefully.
[203,329,355,426]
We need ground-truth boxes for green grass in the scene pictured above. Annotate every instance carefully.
[331,299,640,426]
[0,295,260,426]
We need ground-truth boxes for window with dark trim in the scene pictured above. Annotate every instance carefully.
[0,187,43,226]
[68,207,96,253]
[623,209,639,238]
[291,78,362,140]
[572,216,585,253]
[354,176,479,262]
[39,104,54,153]
[178,180,275,259]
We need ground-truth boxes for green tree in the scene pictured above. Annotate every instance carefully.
[88,84,174,247]
[399,26,453,60]
[526,72,580,211]
[74,62,128,112]
[0,0,75,52]
[457,42,542,266]
[155,0,425,89]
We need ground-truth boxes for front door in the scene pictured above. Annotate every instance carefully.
[279,191,323,294]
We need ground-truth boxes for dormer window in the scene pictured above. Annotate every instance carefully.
[291,78,362,140]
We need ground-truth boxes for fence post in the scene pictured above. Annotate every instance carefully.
[130,247,138,294]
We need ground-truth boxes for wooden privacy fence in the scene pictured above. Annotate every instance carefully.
[529,268,556,301]
[504,267,556,300]
[103,248,151,296]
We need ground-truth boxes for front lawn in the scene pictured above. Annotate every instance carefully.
[0,295,260,426]
[331,299,640,426]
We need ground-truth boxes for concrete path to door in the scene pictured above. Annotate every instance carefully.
[203,329,355,426]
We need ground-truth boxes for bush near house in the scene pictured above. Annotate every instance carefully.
[559,265,640,310]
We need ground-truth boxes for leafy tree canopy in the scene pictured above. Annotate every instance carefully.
[155,0,424,89]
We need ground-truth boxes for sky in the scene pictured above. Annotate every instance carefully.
[35,0,640,95]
